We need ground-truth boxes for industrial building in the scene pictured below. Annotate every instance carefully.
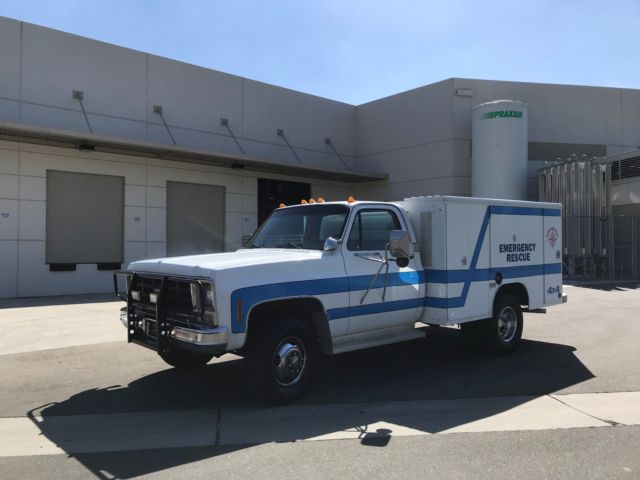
[0,16,639,298]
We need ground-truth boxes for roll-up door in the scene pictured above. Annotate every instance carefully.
[46,170,124,265]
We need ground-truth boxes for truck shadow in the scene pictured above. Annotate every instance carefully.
[29,326,594,479]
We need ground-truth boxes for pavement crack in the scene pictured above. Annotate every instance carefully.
[548,395,623,427]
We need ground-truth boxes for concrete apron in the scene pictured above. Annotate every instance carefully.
[0,298,123,356]
[1,391,639,457]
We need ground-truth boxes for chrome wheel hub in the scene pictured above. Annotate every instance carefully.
[497,306,518,343]
[273,337,306,387]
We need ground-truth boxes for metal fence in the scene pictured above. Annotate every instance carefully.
[539,154,640,281]
[611,215,640,280]
[559,214,639,280]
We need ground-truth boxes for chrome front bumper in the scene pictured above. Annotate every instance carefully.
[120,307,228,353]
[171,325,228,347]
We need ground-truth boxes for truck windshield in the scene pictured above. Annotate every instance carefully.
[245,204,350,250]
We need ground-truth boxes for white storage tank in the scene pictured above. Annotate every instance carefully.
[471,100,528,200]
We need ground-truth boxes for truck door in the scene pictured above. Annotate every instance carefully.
[342,206,422,334]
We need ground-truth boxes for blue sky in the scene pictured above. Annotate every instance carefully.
[0,0,638,104]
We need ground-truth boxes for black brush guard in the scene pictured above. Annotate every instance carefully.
[113,272,227,355]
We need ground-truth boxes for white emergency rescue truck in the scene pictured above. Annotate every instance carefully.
[115,196,566,402]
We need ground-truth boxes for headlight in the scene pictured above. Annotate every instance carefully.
[205,285,214,306]
[200,280,217,326]
[190,283,202,311]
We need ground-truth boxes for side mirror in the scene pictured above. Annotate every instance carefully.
[389,230,410,267]
[389,230,410,257]
[323,236,341,252]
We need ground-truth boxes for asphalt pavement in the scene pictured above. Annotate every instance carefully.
[0,284,639,479]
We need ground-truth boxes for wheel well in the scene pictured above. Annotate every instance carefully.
[494,282,529,309]
[245,297,332,354]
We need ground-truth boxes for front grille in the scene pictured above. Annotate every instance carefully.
[131,275,196,315]
[164,280,194,312]
[135,276,161,303]
[127,274,213,351]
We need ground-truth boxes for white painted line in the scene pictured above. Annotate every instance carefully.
[552,392,640,426]
[0,392,635,458]
[438,395,607,434]
[0,410,218,457]
[0,417,66,457]
[220,395,608,445]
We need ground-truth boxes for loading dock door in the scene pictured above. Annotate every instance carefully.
[166,181,225,257]
[46,170,124,264]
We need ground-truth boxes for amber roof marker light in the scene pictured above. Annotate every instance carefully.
[347,196,356,203]
[300,199,308,204]
[278,203,286,208]
[317,197,325,203]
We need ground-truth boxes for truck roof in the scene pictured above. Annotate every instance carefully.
[403,195,562,209]
[279,196,561,210]
[277,200,390,208]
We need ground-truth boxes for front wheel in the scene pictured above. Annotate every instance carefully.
[246,318,318,404]
[483,294,523,354]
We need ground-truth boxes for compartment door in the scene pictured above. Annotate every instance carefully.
[543,210,563,306]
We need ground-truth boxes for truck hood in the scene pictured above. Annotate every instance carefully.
[128,248,325,278]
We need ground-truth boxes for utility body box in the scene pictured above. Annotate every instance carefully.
[400,196,564,325]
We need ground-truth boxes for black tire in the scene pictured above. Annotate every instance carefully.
[482,293,523,354]
[245,317,318,404]
[159,348,213,369]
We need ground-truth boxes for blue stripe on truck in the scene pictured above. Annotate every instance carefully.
[326,263,562,319]
[427,263,562,283]
[230,205,562,332]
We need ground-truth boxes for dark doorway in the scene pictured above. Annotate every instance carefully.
[257,178,311,225]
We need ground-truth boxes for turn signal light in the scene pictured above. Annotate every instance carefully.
[347,196,356,203]
[236,299,243,324]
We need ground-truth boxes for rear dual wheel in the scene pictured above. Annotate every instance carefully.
[463,294,523,354]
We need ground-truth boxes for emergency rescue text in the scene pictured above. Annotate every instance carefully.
[499,242,536,262]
